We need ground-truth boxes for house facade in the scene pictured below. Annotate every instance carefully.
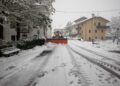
[66,15,109,41]
[79,17,109,41]
[0,16,17,42]
[0,0,54,43]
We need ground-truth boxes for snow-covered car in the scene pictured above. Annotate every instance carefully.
[1,47,20,57]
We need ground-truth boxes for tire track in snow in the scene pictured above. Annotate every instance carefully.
[23,46,56,86]
[66,46,92,86]
[70,41,120,66]
[69,42,120,74]
[67,45,120,80]
[0,46,56,86]
[0,51,44,81]
[0,46,48,80]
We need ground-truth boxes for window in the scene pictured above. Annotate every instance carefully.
[95,30,97,33]
[39,1,42,4]
[22,33,27,38]
[101,30,104,33]
[89,30,91,33]
[89,37,91,41]
[0,18,3,24]
[81,30,83,33]
[94,23,96,26]
[98,22,101,26]
[10,21,16,28]
[81,24,83,26]
[11,35,15,41]
[101,37,104,40]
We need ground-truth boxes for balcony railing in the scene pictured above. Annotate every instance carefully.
[97,25,109,29]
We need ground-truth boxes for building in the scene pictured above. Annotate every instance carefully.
[0,16,17,42]
[0,0,54,43]
[65,15,109,41]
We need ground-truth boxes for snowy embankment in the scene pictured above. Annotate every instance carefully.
[68,40,120,75]
[68,46,120,86]
[68,40,120,62]
[68,40,120,86]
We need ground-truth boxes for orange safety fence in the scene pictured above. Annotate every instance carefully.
[47,39,67,44]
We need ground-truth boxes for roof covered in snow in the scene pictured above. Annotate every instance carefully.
[75,16,110,25]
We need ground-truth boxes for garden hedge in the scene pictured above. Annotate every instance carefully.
[17,39,45,50]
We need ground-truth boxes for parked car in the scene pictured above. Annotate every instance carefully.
[1,47,20,57]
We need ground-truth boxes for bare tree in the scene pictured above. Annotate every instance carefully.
[65,21,73,37]
[109,16,120,44]
[110,16,120,33]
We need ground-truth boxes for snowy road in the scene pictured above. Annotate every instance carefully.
[0,40,120,86]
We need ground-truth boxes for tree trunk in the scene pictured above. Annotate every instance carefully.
[16,23,20,40]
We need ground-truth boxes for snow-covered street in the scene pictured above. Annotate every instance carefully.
[0,40,120,86]
[1,0,120,86]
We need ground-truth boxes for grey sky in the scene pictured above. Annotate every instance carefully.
[51,0,120,29]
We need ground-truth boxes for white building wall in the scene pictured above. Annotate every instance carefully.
[1,0,53,42]
[3,24,17,42]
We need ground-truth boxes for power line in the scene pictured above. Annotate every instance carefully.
[55,9,120,14]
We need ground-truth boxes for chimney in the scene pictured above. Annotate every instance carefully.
[92,13,95,18]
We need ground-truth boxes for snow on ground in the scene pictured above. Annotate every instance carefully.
[68,40,120,62]
[0,43,56,85]
[98,40,120,51]
[71,50,120,86]
[0,42,55,65]
[34,45,75,86]
[0,40,120,86]
[68,40,120,86]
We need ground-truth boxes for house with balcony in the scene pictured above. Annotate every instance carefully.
[76,16,109,41]
[66,15,109,41]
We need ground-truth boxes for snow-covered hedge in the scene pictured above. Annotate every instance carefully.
[0,44,13,57]
[17,39,45,50]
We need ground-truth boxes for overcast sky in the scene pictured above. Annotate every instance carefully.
[51,0,120,29]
